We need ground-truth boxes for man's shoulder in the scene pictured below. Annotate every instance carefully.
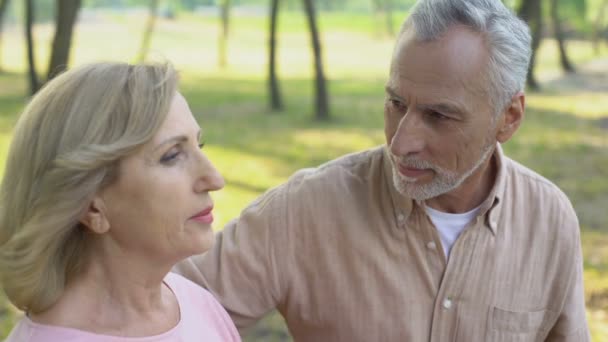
[503,156,577,222]
[287,145,385,188]
[239,146,385,215]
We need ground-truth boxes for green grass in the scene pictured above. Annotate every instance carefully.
[0,9,607,341]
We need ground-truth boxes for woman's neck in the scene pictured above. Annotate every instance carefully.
[30,243,179,337]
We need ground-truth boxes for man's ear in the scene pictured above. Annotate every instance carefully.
[80,197,110,234]
[496,91,525,143]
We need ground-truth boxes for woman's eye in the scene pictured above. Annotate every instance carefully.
[160,149,181,164]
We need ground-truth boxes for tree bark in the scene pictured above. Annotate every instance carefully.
[517,0,542,90]
[550,0,575,72]
[372,0,394,37]
[218,0,230,68]
[268,0,283,111]
[25,0,40,95]
[384,0,394,37]
[592,0,608,54]
[136,0,159,63]
[0,0,10,72]
[47,0,81,80]
[302,0,329,120]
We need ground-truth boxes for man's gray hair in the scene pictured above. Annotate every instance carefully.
[402,0,532,115]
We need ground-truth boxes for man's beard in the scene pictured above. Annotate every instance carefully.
[387,140,495,201]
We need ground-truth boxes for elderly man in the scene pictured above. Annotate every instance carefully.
[176,0,590,340]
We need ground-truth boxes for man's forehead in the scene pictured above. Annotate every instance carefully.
[390,27,490,100]
[392,26,488,76]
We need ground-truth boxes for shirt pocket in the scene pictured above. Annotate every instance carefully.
[488,307,553,342]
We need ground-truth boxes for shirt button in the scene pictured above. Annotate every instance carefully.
[442,298,453,309]
[426,241,436,250]
[397,214,405,222]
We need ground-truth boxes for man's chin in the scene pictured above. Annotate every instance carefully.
[393,175,456,201]
[394,179,431,200]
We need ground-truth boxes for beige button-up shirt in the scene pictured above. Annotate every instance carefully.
[176,145,589,341]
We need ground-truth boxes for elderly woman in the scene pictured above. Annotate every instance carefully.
[0,62,240,341]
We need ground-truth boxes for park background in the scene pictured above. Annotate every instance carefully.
[0,0,607,340]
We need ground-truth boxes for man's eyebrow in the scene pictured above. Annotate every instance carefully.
[385,85,465,117]
[384,86,405,101]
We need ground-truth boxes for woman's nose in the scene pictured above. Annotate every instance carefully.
[194,153,225,193]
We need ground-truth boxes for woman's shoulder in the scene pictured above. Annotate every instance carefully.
[165,272,241,341]
[4,316,104,342]
[165,272,218,303]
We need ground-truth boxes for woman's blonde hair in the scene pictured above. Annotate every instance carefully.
[0,62,178,313]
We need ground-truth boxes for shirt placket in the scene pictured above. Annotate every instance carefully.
[428,215,484,342]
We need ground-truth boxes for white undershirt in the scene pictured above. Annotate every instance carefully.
[425,205,482,259]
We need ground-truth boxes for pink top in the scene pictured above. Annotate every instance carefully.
[5,272,241,342]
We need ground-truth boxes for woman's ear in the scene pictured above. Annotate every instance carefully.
[80,197,110,234]
[496,91,525,143]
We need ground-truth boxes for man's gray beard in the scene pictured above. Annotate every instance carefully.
[388,142,495,201]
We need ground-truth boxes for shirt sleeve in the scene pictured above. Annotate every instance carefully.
[545,208,590,341]
[174,184,289,332]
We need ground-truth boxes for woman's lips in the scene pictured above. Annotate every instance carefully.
[190,206,214,224]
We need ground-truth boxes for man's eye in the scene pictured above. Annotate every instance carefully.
[388,99,407,112]
[427,111,449,121]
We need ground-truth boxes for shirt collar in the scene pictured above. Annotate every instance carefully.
[382,143,507,235]
[481,143,506,235]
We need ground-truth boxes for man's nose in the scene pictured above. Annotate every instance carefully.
[390,111,426,157]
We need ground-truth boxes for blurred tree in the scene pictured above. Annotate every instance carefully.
[268,0,283,111]
[383,0,394,36]
[84,0,123,7]
[136,0,159,63]
[316,0,348,11]
[372,0,395,37]
[25,0,40,94]
[550,0,575,72]
[517,0,542,90]
[218,0,230,68]
[179,0,214,10]
[0,0,10,72]
[302,0,329,120]
[47,0,82,80]
[592,0,607,54]
[32,0,55,22]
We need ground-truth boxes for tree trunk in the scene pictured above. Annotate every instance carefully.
[136,0,159,63]
[268,0,283,111]
[383,0,394,37]
[372,0,394,37]
[218,0,230,68]
[47,0,81,80]
[0,0,10,72]
[592,0,608,54]
[550,0,575,72]
[302,0,329,120]
[517,0,542,90]
[25,0,39,95]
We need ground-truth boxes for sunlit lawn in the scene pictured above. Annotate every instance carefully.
[0,9,607,341]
